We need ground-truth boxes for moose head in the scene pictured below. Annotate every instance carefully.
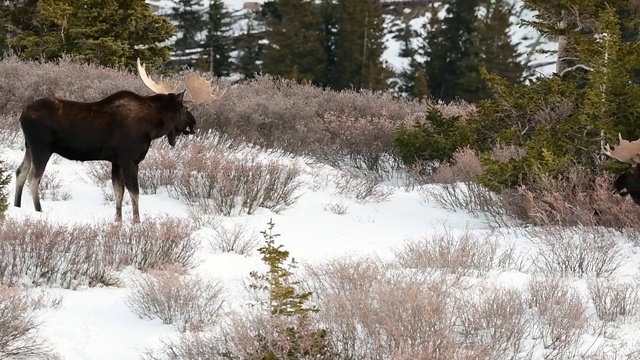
[601,132,640,204]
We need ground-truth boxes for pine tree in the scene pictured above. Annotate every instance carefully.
[522,0,634,77]
[8,0,173,68]
[234,17,264,80]
[397,22,429,99]
[202,0,234,77]
[476,0,525,85]
[0,3,9,55]
[318,0,338,87]
[262,0,326,84]
[424,0,482,102]
[332,0,390,91]
[169,0,207,68]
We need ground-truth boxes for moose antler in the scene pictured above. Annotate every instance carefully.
[136,58,179,94]
[184,73,227,105]
[601,130,640,164]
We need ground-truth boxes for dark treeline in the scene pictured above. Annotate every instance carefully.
[165,0,527,101]
[0,0,529,102]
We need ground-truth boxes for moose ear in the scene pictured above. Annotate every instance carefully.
[176,90,186,102]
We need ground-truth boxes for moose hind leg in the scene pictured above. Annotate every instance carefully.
[28,150,52,212]
[121,162,140,223]
[112,163,125,222]
[14,147,32,207]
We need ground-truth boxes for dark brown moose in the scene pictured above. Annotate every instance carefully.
[601,132,640,204]
[14,59,226,223]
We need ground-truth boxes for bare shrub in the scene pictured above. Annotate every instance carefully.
[489,143,525,162]
[527,275,588,358]
[420,147,506,222]
[86,161,114,202]
[588,277,640,323]
[517,166,640,230]
[0,285,53,358]
[457,286,529,359]
[208,222,259,256]
[0,219,119,288]
[38,171,71,201]
[394,227,519,277]
[529,226,625,277]
[126,266,225,332]
[304,257,472,360]
[171,136,302,216]
[334,168,394,203]
[319,112,402,173]
[0,216,198,289]
[108,216,199,271]
[0,54,149,118]
[324,201,349,215]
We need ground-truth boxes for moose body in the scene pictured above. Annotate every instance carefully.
[14,59,224,223]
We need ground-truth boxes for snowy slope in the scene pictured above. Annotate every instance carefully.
[2,129,640,359]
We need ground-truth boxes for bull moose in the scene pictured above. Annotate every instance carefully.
[601,132,640,204]
[14,59,225,223]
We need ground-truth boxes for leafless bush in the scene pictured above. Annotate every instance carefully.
[144,311,332,360]
[0,216,198,288]
[304,257,473,360]
[489,143,525,162]
[0,285,54,358]
[0,56,480,180]
[38,171,71,201]
[529,226,625,277]
[457,286,529,359]
[0,219,119,288]
[0,54,148,119]
[171,136,302,216]
[126,266,225,332]
[527,275,588,358]
[208,222,259,256]
[394,227,520,277]
[420,147,507,222]
[517,166,640,230]
[324,201,349,215]
[588,277,640,323]
[86,161,114,201]
[334,168,394,203]
[107,216,199,271]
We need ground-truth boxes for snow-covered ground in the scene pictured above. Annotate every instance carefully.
[3,128,640,358]
[1,140,490,359]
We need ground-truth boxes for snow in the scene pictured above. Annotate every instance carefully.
[3,127,640,358]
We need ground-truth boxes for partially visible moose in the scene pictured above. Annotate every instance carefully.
[601,132,640,204]
[14,58,226,223]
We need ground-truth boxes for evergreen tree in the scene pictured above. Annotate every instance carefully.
[262,0,326,84]
[417,0,523,102]
[234,17,263,80]
[319,0,338,87]
[202,0,234,77]
[424,0,482,102]
[169,0,206,68]
[397,22,429,99]
[522,0,637,78]
[8,0,173,68]
[476,0,525,85]
[0,3,9,55]
[332,0,390,91]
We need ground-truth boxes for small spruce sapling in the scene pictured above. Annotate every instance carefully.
[247,219,333,359]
